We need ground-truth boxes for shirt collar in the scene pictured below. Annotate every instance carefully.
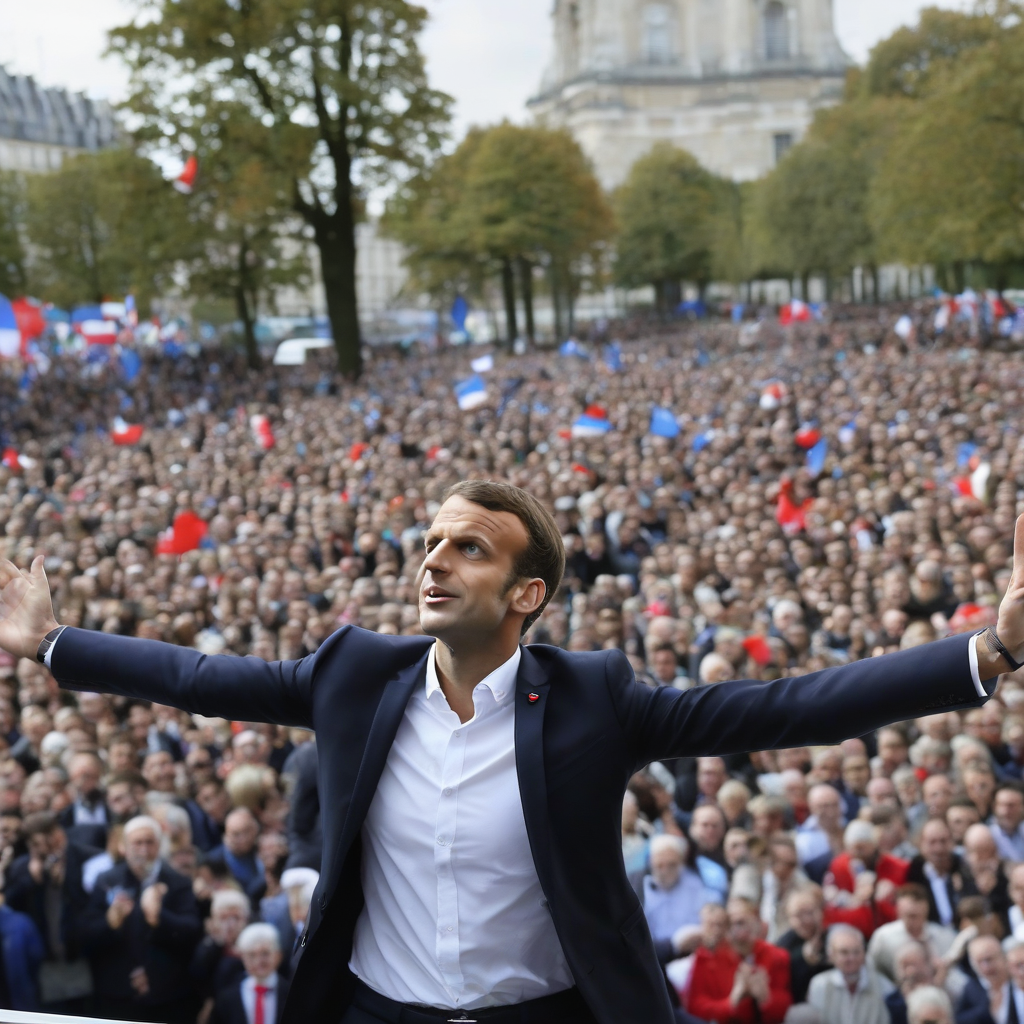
[425,643,520,711]
[248,973,278,992]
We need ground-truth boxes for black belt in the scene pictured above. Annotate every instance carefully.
[351,979,591,1024]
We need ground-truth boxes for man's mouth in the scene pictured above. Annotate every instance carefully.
[423,585,458,605]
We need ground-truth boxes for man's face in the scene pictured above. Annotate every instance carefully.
[417,496,536,646]
[829,931,865,980]
[897,897,929,938]
[241,940,281,983]
[878,733,907,768]
[225,811,258,856]
[727,904,760,957]
[895,947,932,990]
[994,791,1024,833]
[964,772,994,810]
[142,752,176,793]
[213,904,248,946]
[651,648,677,682]
[786,893,822,940]
[921,822,953,869]
[690,807,725,852]
[650,848,683,891]
[123,826,160,878]
[947,806,980,843]
[923,776,952,817]
[697,760,725,797]
[843,756,870,794]
[971,937,1008,988]
[70,757,102,799]
[198,784,231,823]
[106,782,140,822]
[1008,945,1024,992]
[809,788,842,830]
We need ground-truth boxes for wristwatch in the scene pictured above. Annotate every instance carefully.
[36,626,66,665]
[982,627,1024,672]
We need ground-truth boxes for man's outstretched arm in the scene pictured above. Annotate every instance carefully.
[0,556,315,728]
[612,514,1024,767]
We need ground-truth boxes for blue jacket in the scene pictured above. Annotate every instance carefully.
[0,903,45,1010]
[51,625,989,1024]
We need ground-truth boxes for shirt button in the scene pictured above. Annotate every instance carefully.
[447,926,453,932]
[454,731,461,738]
[444,788,452,796]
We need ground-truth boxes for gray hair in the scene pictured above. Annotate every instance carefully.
[649,833,688,861]
[236,922,280,954]
[211,889,251,918]
[122,815,162,842]
[843,820,875,848]
[906,985,952,1024]
[826,923,865,953]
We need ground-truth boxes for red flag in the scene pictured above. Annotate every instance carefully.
[250,414,275,450]
[743,634,773,667]
[776,480,812,535]
[174,155,198,194]
[794,426,822,450]
[156,511,208,555]
[584,404,608,420]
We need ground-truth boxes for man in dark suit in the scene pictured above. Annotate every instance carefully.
[212,923,290,1024]
[78,814,203,1022]
[2,481,1022,1024]
[4,810,98,1014]
[56,750,109,849]
[282,740,321,872]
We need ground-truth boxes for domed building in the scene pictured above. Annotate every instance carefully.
[528,0,849,187]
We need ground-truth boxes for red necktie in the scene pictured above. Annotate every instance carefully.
[254,984,269,1024]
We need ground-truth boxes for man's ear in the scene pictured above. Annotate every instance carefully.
[510,578,545,618]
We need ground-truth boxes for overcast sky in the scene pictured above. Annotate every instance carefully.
[0,0,971,139]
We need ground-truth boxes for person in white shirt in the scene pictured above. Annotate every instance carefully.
[796,784,845,866]
[867,884,956,982]
[965,934,1024,1024]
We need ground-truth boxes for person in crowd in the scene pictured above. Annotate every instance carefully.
[958,934,1020,1024]
[4,810,97,1014]
[208,808,264,900]
[884,940,939,1024]
[906,985,955,1024]
[211,923,290,1024]
[0,896,45,1011]
[775,885,831,1003]
[907,819,968,929]
[57,751,109,848]
[80,815,203,1022]
[796,784,845,870]
[642,834,721,959]
[191,889,251,1010]
[687,896,792,1023]
[990,784,1024,863]
[867,884,957,983]
[806,924,893,1024]
[761,835,810,943]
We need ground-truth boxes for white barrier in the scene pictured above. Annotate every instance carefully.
[0,1014,145,1024]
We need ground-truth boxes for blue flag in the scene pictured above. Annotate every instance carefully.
[807,438,828,476]
[454,375,488,411]
[603,343,622,372]
[650,407,679,439]
[451,295,468,332]
[120,349,141,382]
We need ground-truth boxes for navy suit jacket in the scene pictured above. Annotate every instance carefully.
[51,624,989,1024]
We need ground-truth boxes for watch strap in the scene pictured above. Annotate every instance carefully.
[36,626,66,666]
[983,627,1024,673]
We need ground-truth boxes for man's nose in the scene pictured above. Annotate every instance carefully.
[423,540,451,574]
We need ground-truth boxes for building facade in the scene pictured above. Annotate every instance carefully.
[0,68,117,174]
[529,0,849,187]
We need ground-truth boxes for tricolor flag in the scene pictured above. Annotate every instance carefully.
[454,375,488,411]
[571,409,612,438]
[80,320,118,345]
[250,414,275,450]
[779,300,811,326]
[112,417,144,446]
[0,295,20,358]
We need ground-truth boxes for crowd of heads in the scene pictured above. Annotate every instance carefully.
[0,303,1018,1021]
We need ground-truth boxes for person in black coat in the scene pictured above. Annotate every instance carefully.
[774,886,831,1003]
[282,740,320,871]
[4,810,98,1014]
[906,818,970,928]
[56,751,109,849]
[79,815,203,1023]
[212,923,290,1024]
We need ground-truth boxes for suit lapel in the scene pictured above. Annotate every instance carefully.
[514,646,554,896]
[336,651,427,852]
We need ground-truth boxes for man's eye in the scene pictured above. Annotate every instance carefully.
[464,544,480,555]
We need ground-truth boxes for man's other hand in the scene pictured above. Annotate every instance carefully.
[0,556,59,662]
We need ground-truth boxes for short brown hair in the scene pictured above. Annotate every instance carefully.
[22,811,60,838]
[443,481,565,635]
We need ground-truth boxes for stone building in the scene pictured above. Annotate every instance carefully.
[0,67,117,173]
[529,0,849,187]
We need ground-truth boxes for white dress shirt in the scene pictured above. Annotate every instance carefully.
[348,644,572,1010]
[241,973,278,1024]
[980,979,1024,1024]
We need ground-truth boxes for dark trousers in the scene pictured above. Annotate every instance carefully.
[342,980,600,1024]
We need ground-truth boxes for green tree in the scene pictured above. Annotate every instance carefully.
[0,172,28,298]
[25,149,182,311]
[185,105,310,369]
[612,143,729,312]
[869,17,1024,283]
[109,0,452,377]
[387,123,612,344]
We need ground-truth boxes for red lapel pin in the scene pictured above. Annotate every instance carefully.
[528,692,540,703]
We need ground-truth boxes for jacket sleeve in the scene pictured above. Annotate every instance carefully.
[606,633,985,769]
[48,625,359,728]
[762,951,793,1024]
[150,882,203,952]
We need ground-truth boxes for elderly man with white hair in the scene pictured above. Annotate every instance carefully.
[79,814,203,1021]
[807,924,893,1024]
[212,922,291,1024]
[641,833,721,962]
[906,985,954,1024]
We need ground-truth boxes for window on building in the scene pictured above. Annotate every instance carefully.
[643,4,673,64]
[774,133,794,164]
[765,1,790,61]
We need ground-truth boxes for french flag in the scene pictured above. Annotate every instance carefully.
[112,417,144,446]
[572,412,612,438]
[779,300,812,326]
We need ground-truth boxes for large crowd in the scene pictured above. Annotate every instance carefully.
[0,304,1020,1024]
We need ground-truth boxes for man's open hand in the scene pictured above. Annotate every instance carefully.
[0,556,59,662]
[996,515,1024,657]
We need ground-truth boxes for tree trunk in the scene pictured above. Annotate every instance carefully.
[518,258,535,344]
[235,239,261,371]
[550,264,564,343]
[312,210,361,377]
[501,258,518,347]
